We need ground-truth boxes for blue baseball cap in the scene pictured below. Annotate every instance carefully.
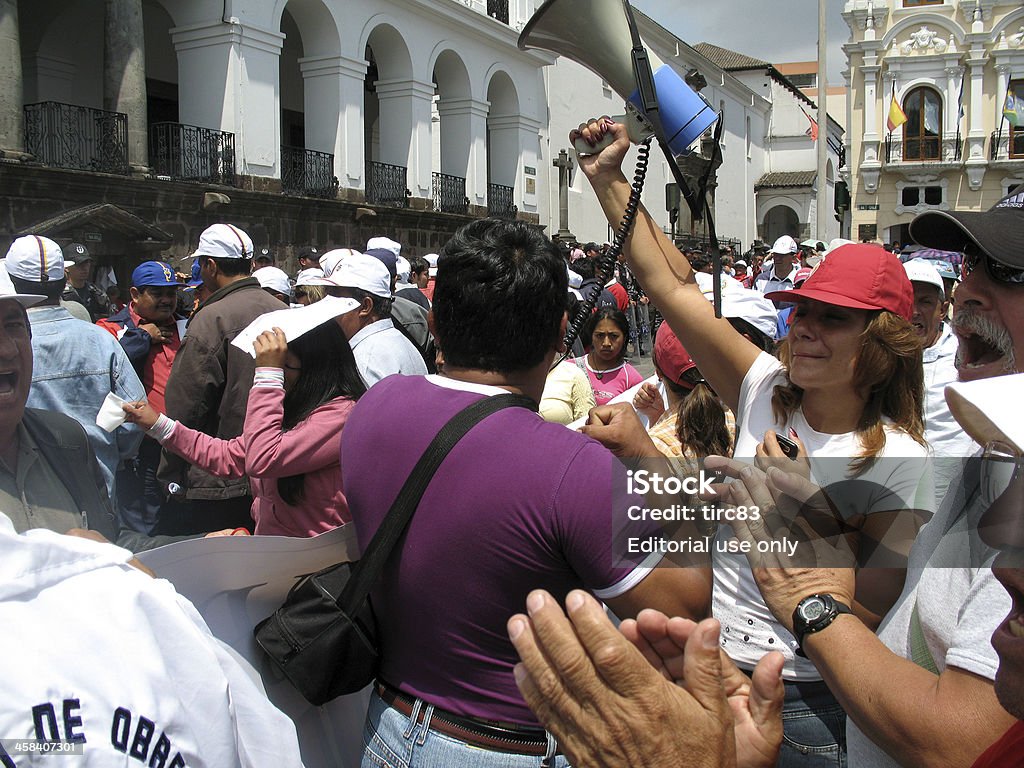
[188,258,203,287]
[132,261,184,288]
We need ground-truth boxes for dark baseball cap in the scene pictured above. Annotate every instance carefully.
[66,242,91,262]
[910,184,1024,268]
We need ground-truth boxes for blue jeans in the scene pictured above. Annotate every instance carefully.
[778,680,847,768]
[361,691,569,768]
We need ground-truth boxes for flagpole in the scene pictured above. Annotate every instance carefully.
[816,0,828,240]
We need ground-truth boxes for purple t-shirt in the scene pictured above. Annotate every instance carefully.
[340,374,657,724]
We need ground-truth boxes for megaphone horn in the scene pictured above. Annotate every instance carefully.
[518,0,718,156]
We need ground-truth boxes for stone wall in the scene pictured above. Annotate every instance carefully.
[0,162,504,276]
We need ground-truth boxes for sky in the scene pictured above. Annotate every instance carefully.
[631,0,849,85]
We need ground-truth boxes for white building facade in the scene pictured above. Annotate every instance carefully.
[843,0,1024,246]
[6,0,553,223]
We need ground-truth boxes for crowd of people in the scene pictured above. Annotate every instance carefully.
[1,114,1023,768]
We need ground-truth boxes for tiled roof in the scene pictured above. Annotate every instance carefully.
[755,171,817,190]
[694,42,770,72]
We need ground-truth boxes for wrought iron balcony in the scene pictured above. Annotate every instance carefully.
[24,101,129,175]
[366,161,410,208]
[990,130,1024,161]
[432,172,468,215]
[487,0,509,24]
[149,122,236,185]
[281,146,338,198]
[884,132,962,165]
[487,183,517,218]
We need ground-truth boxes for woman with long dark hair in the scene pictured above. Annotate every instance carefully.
[124,318,365,536]
[573,306,643,405]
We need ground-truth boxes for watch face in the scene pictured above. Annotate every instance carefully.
[801,597,828,622]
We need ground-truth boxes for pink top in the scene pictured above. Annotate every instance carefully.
[163,385,354,536]
[573,357,643,406]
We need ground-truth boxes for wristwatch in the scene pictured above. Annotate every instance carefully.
[792,593,851,657]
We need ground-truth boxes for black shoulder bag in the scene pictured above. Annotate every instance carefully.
[254,393,535,705]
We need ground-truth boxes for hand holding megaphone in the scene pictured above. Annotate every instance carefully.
[571,110,652,157]
[570,117,632,174]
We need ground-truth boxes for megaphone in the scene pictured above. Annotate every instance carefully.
[518,0,718,156]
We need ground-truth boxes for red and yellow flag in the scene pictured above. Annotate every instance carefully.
[887,96,908,133]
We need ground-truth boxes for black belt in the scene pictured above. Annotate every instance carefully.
[376,681,555,756]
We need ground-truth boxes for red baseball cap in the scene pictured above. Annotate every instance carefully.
[764,244,913,322]
[654,322,698,387]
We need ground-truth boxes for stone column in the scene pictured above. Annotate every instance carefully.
[375,77,435,205]
[105,0,149,173]
[0,0,27,159]
[173,20,285,186]
[437,97,489,208]
[300,54,367,197]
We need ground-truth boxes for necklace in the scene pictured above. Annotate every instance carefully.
[585,358,624,381]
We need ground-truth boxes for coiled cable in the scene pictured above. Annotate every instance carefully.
[558,139,651,365]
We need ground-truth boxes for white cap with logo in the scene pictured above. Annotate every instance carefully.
[193,223,254,260]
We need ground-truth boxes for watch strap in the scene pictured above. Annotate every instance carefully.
[793,595,851,657]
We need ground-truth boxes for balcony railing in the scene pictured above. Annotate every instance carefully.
[24,101,129,175]
[281,146,338,198]
[366,161,410,208]
[990,130,1024,161]
[885,132,962,164]
[432,172,468,215]
[487,183,517,218]
[487,0,509,23]
[150,122,236,185]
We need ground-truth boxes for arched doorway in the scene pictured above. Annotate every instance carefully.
[763,204,800,245]
[902,86,942,161]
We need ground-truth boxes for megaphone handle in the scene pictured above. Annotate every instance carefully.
[572,113,650,156]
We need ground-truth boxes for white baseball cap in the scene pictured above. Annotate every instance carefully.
[326,252,393,298]
[0,262,46,306]
[566,265,583,290]
[5,235,74,282]
[903,258,945,297]
[366,236,401,258]
[396,256,411,283]
[946,373,1024,453]
[770,235,799,255]
[294,268,331,287]
[252,266,292,297]
[425,253,439,278]
[825,238,854,255]
[193,223,254,260]
[319,248,361,279]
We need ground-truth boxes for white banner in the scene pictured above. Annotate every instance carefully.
[137,525,370,768]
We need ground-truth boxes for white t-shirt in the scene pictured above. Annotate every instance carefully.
[714,352,933,680]
[846,458,1008,767]
[0,513,304,767]
[923,323,979,504]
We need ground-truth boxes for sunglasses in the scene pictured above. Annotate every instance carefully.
[981,440,1024,509]
[962,244,1024,285]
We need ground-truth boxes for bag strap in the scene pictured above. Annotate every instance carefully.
[338,392,536,609]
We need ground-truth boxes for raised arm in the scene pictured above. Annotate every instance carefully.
[573,118,760,414]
